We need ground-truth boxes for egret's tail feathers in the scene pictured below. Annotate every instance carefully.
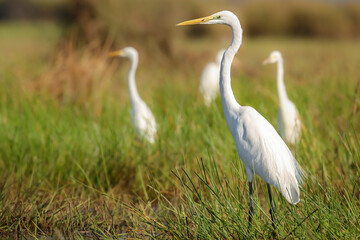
[280,173,300,204]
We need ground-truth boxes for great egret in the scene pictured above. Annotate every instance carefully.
[177,11,302,226]
[109,47,157,144]
[199,49,225,106]
[263,51,301,145]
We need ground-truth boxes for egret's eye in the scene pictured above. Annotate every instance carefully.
[214,15,221,19]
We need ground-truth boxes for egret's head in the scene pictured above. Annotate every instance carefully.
[263,50,282,65]
[176,10,238,26]
[109,46,138,59]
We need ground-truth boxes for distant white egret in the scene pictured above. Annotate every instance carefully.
[177,11,302,226]
[199,49,225,106]
[109,47,157,144]
[263,51,301,145]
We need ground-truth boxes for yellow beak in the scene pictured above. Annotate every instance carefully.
[262,57,271,65]
[176,16,213,26]
[108,50,123,57]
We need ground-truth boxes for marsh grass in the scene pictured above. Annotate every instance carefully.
[0,21,359,238]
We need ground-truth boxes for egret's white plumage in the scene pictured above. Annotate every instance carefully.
[177,11,302,217]
[199,50,225,106]
[109,47,157,144]
[263,51,301,145]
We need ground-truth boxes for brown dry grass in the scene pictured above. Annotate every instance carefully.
[30,36,117,114]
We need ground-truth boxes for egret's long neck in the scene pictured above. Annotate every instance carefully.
[128,55,141,106]
[220,20,243,115]
[276,58,288,105]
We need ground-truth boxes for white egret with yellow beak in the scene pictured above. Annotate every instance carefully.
[263,50,301,145]
[177,11,302,227]
[109,47,157,144]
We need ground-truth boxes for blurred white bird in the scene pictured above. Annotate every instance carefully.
[109,47,157,144]
[263,51,301,145]
[199,49,225,106]
[177,11,302,227]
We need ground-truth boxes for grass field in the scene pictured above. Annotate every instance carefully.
[0,21,359,239]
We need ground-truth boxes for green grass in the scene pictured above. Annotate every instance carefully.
[0,21,359,239]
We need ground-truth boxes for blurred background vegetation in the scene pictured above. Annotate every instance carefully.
[0,0,360,102]
[1,0,359,107]
[3,0,359,38]
[2,0,360,40]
